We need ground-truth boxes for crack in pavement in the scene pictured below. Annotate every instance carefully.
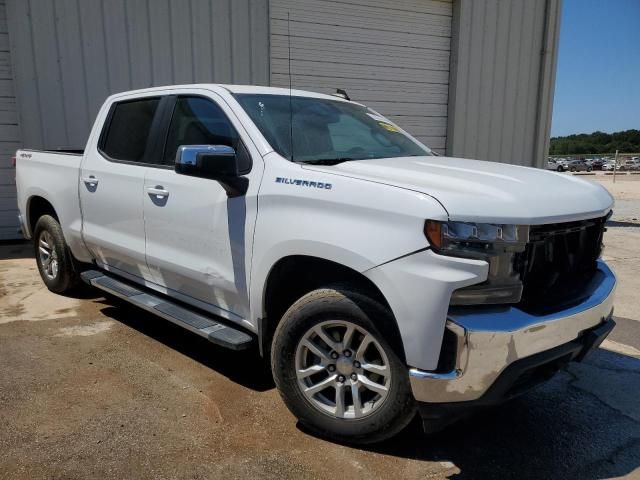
[566,367,640,424]
[572,436,640,478]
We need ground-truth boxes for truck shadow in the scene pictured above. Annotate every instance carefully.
[0,240,32,260]
[98,301,275,392]
[360,348,640,479]
[98,297,640,478]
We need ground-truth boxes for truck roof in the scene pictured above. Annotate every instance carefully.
[108,84,360,104]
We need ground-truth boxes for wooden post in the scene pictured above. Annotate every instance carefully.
[613,150,619,183]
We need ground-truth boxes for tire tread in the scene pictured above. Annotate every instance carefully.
[271,284,416,445]
[33,215,80,293]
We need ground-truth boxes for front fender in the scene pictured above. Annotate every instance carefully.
[248,154,449,330]
[250,240,376,323]
[364,249,488,370]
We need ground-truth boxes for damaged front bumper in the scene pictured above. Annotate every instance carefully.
[409,260,616,412]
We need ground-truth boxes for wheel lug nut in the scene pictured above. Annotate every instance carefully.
[353,361,361,368]
[337,375,345,383]
[328,365,336,372]
[331,352,339,360]
[343,350,352,357]
[350,373,358,381]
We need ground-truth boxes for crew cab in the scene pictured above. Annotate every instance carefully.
[16,85,616,444]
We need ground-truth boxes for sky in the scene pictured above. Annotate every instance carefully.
[551,0,640,137]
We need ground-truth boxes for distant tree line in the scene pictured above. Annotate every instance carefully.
[549,130,640,155]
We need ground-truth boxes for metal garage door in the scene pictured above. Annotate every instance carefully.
[0,0,20,240]
[270,0,452,152]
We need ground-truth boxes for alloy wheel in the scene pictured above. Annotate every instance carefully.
[38,231,59,280]
[295,320,391,420]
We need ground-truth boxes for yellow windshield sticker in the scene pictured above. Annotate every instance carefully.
[379,122,400,133]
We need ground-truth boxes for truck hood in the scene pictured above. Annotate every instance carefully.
[303,156,614,224]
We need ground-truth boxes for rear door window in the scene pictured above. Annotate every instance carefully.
[101,98,161,163]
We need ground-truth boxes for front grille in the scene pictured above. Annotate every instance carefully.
[516,215,607,310]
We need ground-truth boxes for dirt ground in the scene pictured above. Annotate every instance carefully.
[587,173,640,223]
[1,175,639,479]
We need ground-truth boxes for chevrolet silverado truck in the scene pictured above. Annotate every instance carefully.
[16,84,616,444]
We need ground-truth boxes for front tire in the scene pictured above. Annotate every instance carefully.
[33,215,80,293]
[271,285,416,444]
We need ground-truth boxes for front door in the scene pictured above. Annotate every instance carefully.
[143,94,261,322]
[80,96,161,281]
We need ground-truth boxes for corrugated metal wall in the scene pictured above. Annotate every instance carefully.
[1,0,562,239]
[6,0,270,151]
[269,0,453,152]
[446,0,562,167]
[0,0,20,239]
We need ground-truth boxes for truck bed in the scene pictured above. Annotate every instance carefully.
[15,148,84,249]
[18,148,84,156]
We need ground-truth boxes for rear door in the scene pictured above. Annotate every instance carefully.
[79,96,162,281]
[143,92,263,322]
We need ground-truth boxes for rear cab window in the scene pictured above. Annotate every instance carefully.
[99,97,161,163]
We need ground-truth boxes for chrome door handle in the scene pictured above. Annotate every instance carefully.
[146,186,170,198]
[82,175,98,185]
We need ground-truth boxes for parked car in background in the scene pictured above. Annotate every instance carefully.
[602,162,617,171]
[546,159,565,172]
[587,158,604,170]
[566,159,593,172]
[620,159,640,171]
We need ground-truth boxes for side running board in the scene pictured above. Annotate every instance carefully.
[81,270,253,350]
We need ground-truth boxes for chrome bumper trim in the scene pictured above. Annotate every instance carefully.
[410,260,616,403]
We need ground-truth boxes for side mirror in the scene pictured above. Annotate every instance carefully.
[175,145,248,197]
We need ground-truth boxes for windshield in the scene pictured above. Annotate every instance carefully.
[234,94,431,163]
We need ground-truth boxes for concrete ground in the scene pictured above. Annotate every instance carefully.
[1,176,640,479]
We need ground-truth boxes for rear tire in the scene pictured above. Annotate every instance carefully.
[271,285,416,444]
[33,215,80,294]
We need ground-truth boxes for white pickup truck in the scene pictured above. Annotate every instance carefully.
[16,84,616,444]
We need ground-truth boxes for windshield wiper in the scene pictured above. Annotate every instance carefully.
[299,158,357,165]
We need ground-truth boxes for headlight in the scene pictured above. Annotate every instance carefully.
[424,220,530,305]
[424,220,527,255]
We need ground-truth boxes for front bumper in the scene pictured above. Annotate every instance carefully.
[409,260,616,404]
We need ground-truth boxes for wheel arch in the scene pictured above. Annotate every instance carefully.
[259,254,406,362]
[27,195,59,236]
